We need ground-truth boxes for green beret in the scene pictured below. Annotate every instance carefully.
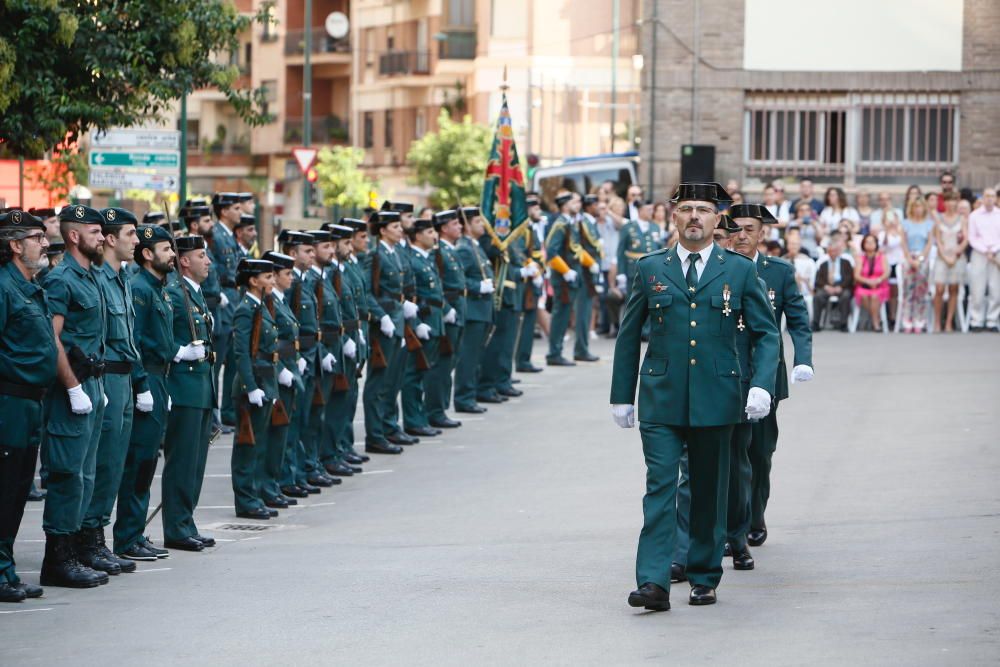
[100,207,138,226]
[136,224,174,248]
[59,204,104,225]
[0,209,45,230]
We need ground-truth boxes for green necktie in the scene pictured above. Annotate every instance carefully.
[686,253,700,292]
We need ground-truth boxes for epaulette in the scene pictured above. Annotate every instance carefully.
[758,254,793,270]
[637,247,670,262]
[723,248,755,263]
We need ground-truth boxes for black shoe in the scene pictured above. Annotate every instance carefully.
[454,405,487,414]
[164,536,205,552]
[689,585,717,606]
[476,393,506,404]
[510,378,521,384]
[324,461,354,477]
[192,534,216,547]
[307,474,335,488]
[429,417,462,428]
[281,485,310,499]
[267,508,278,517]
[387,431,419,445]
[300,482,322,494]
[15,581,43,599]
[627,582,671,611]
[75,528,122,576]
[264,496,290,508]
[278,495,298,506]
[573,353,600,362]
[747,527,767,547]
[0,581,26,602]
[516,365,544,373]
[344,453,366,465]
[93,528,136,573]
[365,440,404,455]
[138,536,170,559]
[732,547,755,571]
[356,453,371,463]
[117,542,159,562]
[546,357,576,367]
[405,426,439,437]
[498,387,523,397]
[40,534,107,588]
[26,487,45,502]
[670,562,687,583]
[236,508,272,520]
[723,542,732,558]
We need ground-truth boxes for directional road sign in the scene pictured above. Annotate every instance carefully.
[89,171,179,192]
[90,129,180,150]
[90,151,180,170]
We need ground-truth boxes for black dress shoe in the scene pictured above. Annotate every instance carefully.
[264,496,290,509]
[476,393,505,403]
[546,356,576,366]
[282,485,310,499]
[278,495,298,506]
[510,378,521,384]
[307,475,335,487]
[498,387,523,397]
[15,581,43,599]
[365,440,403,455]
[689,585,717,606]
[324,461,354,477]
[236,508,272,520]
[405,426,439,437]
[26,487,45,502]
[117,543,159,562]
[138,536,170,559]
[343,453,366,465]
[429,417,462,428]
[454,405,487,414]
[516,364,543,373]
[192,534,216,547]
[356,452,371,462]
[670,562,687,583]
[300,483,322,494]
[747,527,767,547]
[723,542,732,558]
[573,353,600,362]
[0,581,26,602]
[387,431,419,445]
[267,508,278,518]
[627,582,671,611]
[164,536,205,552]
[732,548,755,571]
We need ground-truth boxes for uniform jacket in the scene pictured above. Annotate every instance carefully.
[456,236,494,324]
[0,261,57,389]
[755,254,813,402]
[209,221,241,333]
[130,268,175,394]
[433,240,467,326]
[544,214,582,298]
[232,293,278,398]
[166,278,216,410]
[617,220,663,282]
[407,245,445,337]
[364,241,410,336]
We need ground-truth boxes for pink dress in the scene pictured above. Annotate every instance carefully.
[855,252,890,304]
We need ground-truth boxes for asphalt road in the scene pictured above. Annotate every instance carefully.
[4,332,999,665]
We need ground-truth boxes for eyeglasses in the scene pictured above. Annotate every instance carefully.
[675,205,718,215]
[21,233,47,243]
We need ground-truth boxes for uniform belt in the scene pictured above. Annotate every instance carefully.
[421,298,445,308]
[443,289,467,299]
[220,278,237,288]
[0,380,46,402]
[299,333,318,350]
[277,339,299,360]
[253,355,278,367]
[104,360,132,375]
[380,289,403,301]
[321,324,344,338]
[143,362,169,376]
[378,297,400,313]
[343,319,360,333]
[204,294,221,310]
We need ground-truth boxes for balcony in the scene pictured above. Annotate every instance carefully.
[285,28,351,57]
[379,51,430,76]
[437,30,476,60]
[284,115,349,145]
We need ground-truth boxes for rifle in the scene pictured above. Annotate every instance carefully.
[236,306,263,447]
[404,323,429,370]
[330,268,351,391]
[367,248,389,369]
[265,294,293,425]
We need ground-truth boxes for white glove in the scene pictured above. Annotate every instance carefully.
[563,269,578,283]
[791,364,814,384]
[174,342,206,362]
[532,275,544,288]
[380,314,395,337]
[135,391,154,413]
[479,279,495,294]
[589,262,601,275]
[247,388,266,407]
[343,338,357,359]
[167,396,172,412]
[402,300,419,319]
[297,357,307,374]
[520,264,539,278]
[358,329,366,345]
[220,292,229,309]
[321,353,336,372]
[616,274,628,290]
[415,323,431,340]
[103,394,109,407]
[443,308,457,324]
[400,337,406,348]
[745,387,772,421]
[67,384,93,415]
[278,368,294,387]
[611,404,635,429]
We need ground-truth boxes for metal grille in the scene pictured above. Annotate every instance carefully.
[214,524,276,532]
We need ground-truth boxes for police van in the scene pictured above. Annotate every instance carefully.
[531,152,639,212]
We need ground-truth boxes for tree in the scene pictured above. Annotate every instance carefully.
[27,142,89,202]
[407,110,491,208]
[314,146,377,209]
[0,1,274,158]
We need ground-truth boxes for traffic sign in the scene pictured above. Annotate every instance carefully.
[292,147,318,174]
[90,129,180,150]
[90,151,180,170]
[89,171,179,192]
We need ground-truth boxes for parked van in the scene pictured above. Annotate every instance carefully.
[531,152,639,211]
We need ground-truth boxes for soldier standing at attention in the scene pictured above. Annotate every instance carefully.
[424,210,465,429]
[610,183,780,610]
[0,209,57,602]
[40,205,108,589]
[514,194,546,374]
[728,204,814,548]
[113,225,175,561]
[162,236,219,547]
[453,207,496,413]
[574,194,604,362]
[476,216,523,403]
[208,193,242,428]
[399,217,441,436]
[544,193,582,366]
[339,219,373,463]
[77,208,141,577]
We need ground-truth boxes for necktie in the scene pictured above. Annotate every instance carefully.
[686,254,700,291]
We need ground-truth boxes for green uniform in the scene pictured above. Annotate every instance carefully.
[309,264,344,469]
[82,261,140,531]
[748,254,813,532]
[425,239,466,422]
[514,226,544,371]
[574,213,603,358]
[401,246,443,429]
[617,220,663,288]
[283,267,320,487]
[385,240,418,436]
[162,278,215,542]
[0,262,58,585]
[478,240,518,397]
[209,222,241,424]
[610,243,780,593]
[261,292,301,502]
[341,256,369,450]
[453,236,494,409]
[41,253,107,536]
[544,214,581,361]
[323,262,360,463]
[114,267,174,553]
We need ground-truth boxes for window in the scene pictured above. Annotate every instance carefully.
[261,79,278,118]
[858,94,957,172]
[385,110,394,149]
[415,109,426,139]
[180,118,200,150]
[446,0,475,27]
[261,4,278,42]
[363,112,374,148]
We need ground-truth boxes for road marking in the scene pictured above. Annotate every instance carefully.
[241,536,263,541]
[135,567,171,573]
[0,608,53,615]
[302,501,338,507]
[361,469,393,475]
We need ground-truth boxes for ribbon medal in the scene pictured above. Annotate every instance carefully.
[722,283,732,317]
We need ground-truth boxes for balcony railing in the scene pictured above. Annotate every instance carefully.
[379,51,430,76]
[284,115,349,145]
[438,31,476,60]
[284,28,351,56]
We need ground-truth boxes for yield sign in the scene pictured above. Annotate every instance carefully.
[292,147,318,175]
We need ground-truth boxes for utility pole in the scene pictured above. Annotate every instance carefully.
[302,0,313,216]
[179,92,188,204]
[647,3,658,197]
[18,156,24,207]
[610,0,619,153]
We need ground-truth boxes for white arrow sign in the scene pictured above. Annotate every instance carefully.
[292,147,318,175]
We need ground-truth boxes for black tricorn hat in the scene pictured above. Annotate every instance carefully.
[325,224,354,240]
[340,218,368,234]
[236,258,274,285]
[670,182,732,206]
[433,209,458,227]
[370,210,401,226]
[554,192,575,207]
[380,200,414,214]
[728,203,777,224]
[719,214,741,234]
[175,235,207,253]
[261,251,294,270]
[278,230,315,247]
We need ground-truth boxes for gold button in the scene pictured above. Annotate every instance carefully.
[655,303,660,309]
[690,358,696,366]
[690,303,696,309]
[691,321,697,327]
[690,340,696,347]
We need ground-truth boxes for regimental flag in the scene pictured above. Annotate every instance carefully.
[480,93,528,249]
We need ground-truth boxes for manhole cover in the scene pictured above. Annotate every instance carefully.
[201,522,306,533]
[216,524,275,532]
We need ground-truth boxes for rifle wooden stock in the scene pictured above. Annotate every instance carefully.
[236,402,256,446]
[369,334,387,369]
[438,333,453,357]
[524,282,537,311]
[333,372,349,392]
[311,380,326,406]
[403,324,430,370]
[271,398,290,426]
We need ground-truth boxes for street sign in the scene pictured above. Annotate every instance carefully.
[292,147,318,174]
[90,129,180,150]
[89,150,180,170]
[89,171,178,192]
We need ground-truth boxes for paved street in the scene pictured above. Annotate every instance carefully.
[3,332,999,665]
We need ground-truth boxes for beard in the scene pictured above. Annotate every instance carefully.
[25,254,49,274]
[80,240,104,265]
[151,256,175,274]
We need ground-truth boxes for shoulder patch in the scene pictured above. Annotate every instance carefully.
[762,255,793,270]
[723,248,754,263]
[637,248,669,262]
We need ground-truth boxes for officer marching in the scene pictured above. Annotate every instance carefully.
[544,192,582,366]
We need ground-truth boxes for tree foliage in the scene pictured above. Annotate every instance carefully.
[407,110,491,208]
[314,146,377,209]
[0,0,274,157]
[27,142,89,201]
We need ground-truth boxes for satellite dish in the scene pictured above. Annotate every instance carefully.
[325,12,349,39]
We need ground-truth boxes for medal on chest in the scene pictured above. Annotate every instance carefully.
[768,288,776,310]
[722,283,732,317]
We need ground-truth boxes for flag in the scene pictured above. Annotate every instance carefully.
[480,93,528,249]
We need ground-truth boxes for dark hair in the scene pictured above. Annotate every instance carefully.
[940,170,955,183]
[0,228,31,265]
[861,233,880,274]
[826,187,848,209]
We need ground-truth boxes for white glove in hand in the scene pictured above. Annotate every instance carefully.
[103,394,109,407]
[611,404,635,429]
[415,323,431,340]
[358,330,366,346]
[791,364,814,384]
[443,308,457,324]
[402,300,419,319]
[563,269,578,284]
[297,357,308,374]
[520,264,539,278]
[479,279,495,294]
[745,387,772,421]
[220,292,229,309]
[67,384,93,415]
[589,262,601,275]
[343,338,357,359]
[278,368,294,387]
[167,396,172,412]
[247,388,266,407]
[321,353,336,373]
[380,314,395,337]
[174,343,206,362]
[616,274,628,290]
[532,275,544,288]
[135,391,154,413]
